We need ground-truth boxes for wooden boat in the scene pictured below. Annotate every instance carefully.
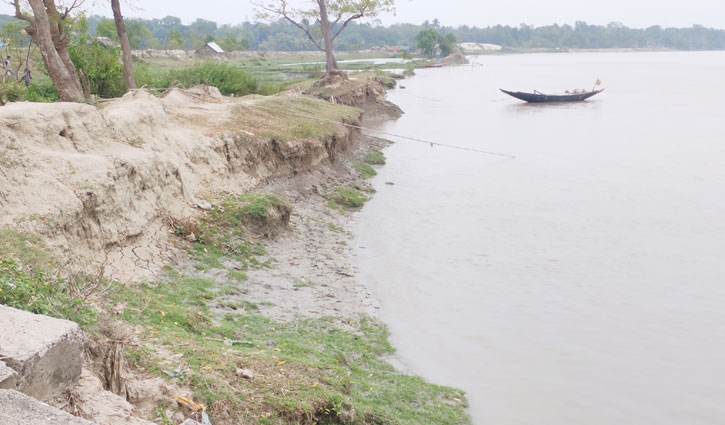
[500,88,604,103]
[423,63,443,68]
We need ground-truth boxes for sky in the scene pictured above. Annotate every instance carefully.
[1,0,723,29]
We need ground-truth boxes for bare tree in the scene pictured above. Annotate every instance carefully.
[256,0,395,84]
[110,0,135,90]
[10,0,85,101]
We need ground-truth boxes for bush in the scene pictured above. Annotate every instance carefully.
[68,40,125,98]
[166,61,258,96]
[331,188,369,209]
[0,259,97,326]
[0,80,60,103]
[0,82,26,103]
[25,79,59,102]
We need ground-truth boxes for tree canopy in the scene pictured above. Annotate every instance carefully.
[2,12,725,54]
[254,0,395,78]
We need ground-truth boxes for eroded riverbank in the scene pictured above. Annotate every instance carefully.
[0,74,470,424]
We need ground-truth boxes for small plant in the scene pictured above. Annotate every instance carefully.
[327,223,344,233]
[128,136,144,147]
[154,408,174,425]
[293,277,312,289]
[235,193,291,222]
[353,161,377,178]
[0,259,98,326]
[227,269,247,282]
[330,187,369,209]
[364,150,386,165]
[293,123,314,138]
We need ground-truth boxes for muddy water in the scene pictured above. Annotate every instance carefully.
[352,51,725,425]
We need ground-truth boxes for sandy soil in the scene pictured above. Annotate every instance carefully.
[177,135,390,323]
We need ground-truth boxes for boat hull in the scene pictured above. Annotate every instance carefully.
[500,88,604,103]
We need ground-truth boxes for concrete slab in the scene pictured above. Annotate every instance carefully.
[0,389,97,425]
[0,360,18,389]
[0,305,84,400]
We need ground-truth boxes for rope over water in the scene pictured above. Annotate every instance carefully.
[248,104,517,159]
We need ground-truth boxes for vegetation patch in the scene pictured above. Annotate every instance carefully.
[228,96,360,143]
[328,223,345,233]
[353,161,377,179]
[329,188,369,210]
[363,150,386,165]
[110,267,469,425]
[0,228,100,326]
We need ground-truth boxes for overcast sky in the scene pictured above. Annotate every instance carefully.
[1,0,723,29]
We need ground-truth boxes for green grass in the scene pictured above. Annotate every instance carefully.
[193,194,283,269]
[227,269,248,282]
[0,228,98,326]
[330,188,370,209]
[111,267,470,425]
[0,227,56,269]
[353,161,377,178]
[228,96,360,143]
[328,223,345,233]
[364,150,386,165]
[236,193,290,221]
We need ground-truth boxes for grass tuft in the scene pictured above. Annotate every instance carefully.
[330,188,369,209]
[353,161,377,179]
[364,150,386,165]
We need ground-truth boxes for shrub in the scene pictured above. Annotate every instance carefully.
[166,61,258,96]
[331,188,369,209]
[0,82,26,103]
[25,79,59,102]
[68,39,125,98]
[0,259,97,326]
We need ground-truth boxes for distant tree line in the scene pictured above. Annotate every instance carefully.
[1,14,725,52]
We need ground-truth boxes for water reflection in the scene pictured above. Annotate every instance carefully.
[504,99,602,113]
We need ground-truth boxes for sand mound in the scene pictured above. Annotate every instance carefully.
[0,86,362,281]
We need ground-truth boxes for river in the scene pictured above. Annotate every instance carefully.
[352,51,725,425]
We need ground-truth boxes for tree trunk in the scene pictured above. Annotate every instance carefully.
[111,0,136,90]
[317,0,339,77]
[24,0,84,102]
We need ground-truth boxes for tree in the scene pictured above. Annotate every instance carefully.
[256,0,395,82]
[416,28,456,57]
[438,32,456,56]
[68,18,123,98]
[110,0,135,89]
[217,33,249,51]
[416,28,437,56]
[166,28,184,49]
[11,0,84,101]
[160,15,181,29]
[94,17,116,39]
[125,20,153,48]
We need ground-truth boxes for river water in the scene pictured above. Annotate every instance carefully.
[352,51,725,425]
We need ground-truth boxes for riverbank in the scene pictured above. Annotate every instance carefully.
[0,74,470,424]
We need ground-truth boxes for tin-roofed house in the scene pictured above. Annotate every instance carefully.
[195,41,225,58]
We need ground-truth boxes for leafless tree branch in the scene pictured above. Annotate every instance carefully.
[332,8,368,41]
[253,1,325,51]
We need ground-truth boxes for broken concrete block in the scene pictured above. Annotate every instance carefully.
[0,389,97,425]
[68,369,156,425]
[0,305,84,401]
[0,360,18,389]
